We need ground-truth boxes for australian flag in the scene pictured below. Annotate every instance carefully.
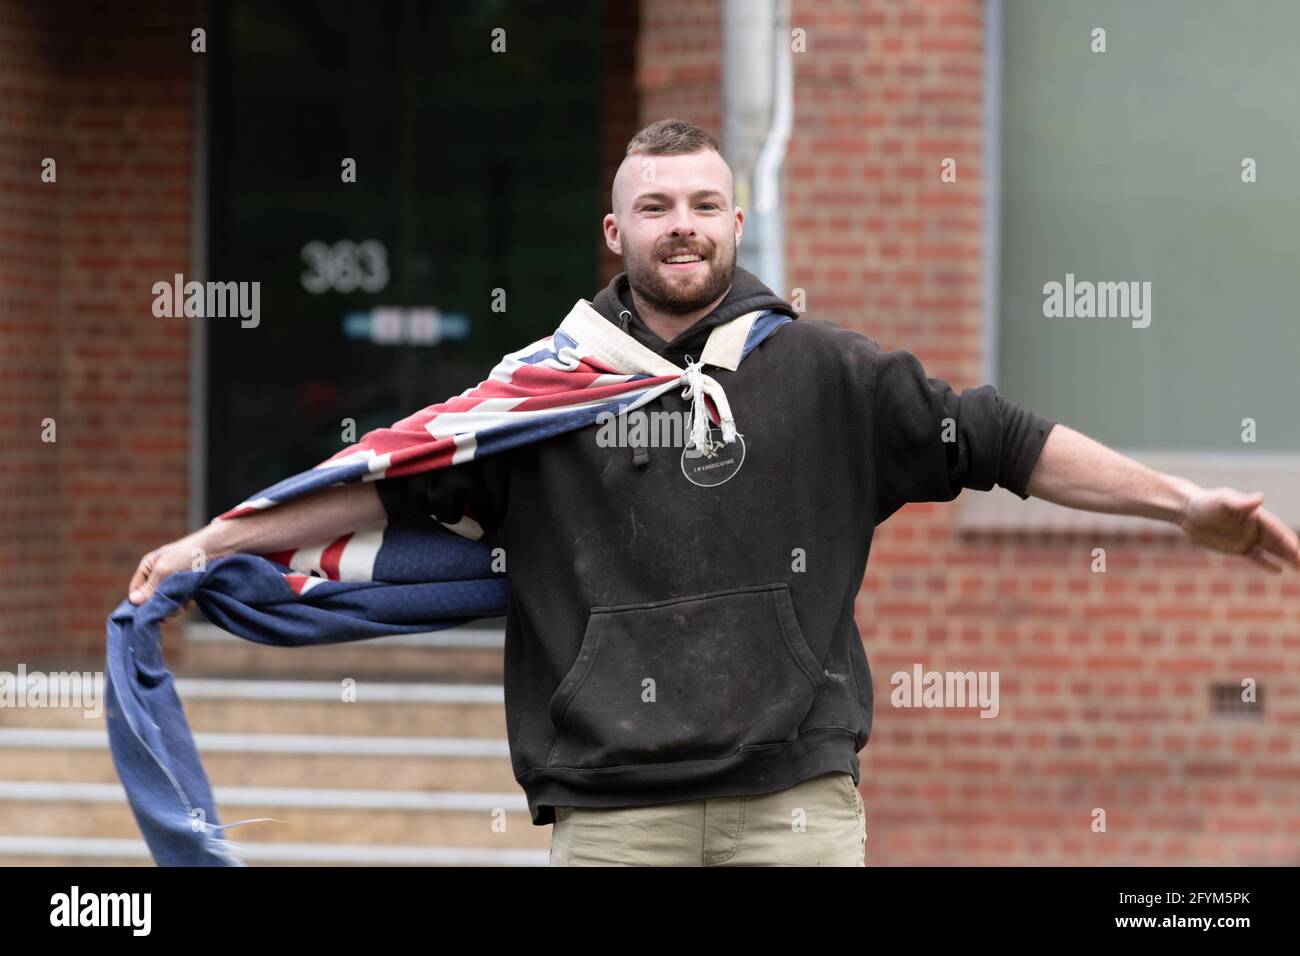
[104,302,790,865]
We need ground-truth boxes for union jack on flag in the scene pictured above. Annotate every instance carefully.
[217,300,788,593]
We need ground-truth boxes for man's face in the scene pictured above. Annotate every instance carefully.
[604,150,744,316]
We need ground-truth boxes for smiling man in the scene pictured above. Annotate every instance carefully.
[604,131,740,346]
[130,118,1300,867]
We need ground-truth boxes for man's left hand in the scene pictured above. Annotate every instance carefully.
[1178,487,1300,573]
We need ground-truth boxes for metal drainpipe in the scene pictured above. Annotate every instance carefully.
[723,0,791,298]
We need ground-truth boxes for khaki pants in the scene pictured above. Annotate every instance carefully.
[549,771,866,866]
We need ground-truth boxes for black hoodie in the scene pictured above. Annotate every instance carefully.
[376,266,1057,825]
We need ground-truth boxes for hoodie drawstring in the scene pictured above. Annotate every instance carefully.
[614,319,741,469]
[680,357,714,456]
[681,356,738,450]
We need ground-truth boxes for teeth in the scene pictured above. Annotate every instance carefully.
[664,254,703,263]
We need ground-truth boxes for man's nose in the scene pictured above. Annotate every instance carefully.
[667,206,699,235]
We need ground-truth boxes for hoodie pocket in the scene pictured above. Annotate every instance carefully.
[545,582,825,770]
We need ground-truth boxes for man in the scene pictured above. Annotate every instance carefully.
[129,119,1300,866]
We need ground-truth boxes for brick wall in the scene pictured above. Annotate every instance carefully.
[598,0,640,285]
[806,0,1300,867]
[0,0,196,661]
[0,1,63,660]
[637,0,723,137]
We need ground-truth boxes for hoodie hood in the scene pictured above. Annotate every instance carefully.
[589,264,798,362]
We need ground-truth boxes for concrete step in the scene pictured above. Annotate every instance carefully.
[0,729,519,790]
[175,622,505,682]
[0,637,548,865]
[0,781,547,849]
[0,835,548,866]
[0,678,507,738]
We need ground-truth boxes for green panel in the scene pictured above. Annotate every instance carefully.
[999,0,1300,452]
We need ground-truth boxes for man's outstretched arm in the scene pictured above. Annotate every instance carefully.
[127,481,388,609]
[1023,424,1300,573]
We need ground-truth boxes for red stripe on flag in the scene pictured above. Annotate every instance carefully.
[511,376,675,411]
[320,534,350,581]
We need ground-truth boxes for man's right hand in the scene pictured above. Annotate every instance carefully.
[127,530,217,618]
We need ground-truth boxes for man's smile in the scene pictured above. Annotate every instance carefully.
[661,251,707,271]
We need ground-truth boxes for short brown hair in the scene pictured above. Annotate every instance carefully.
[625,118,722,157]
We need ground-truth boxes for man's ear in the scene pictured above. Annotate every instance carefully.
[602,212,622,256]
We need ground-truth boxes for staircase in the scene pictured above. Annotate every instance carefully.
[0,621,551,866]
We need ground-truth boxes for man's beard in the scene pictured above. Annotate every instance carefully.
[623,238,736,316]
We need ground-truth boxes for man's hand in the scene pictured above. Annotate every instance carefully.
[127,529,224,621]
[1177,487,1300,573]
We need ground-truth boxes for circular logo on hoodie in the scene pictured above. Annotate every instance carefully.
[680,428,746,486]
